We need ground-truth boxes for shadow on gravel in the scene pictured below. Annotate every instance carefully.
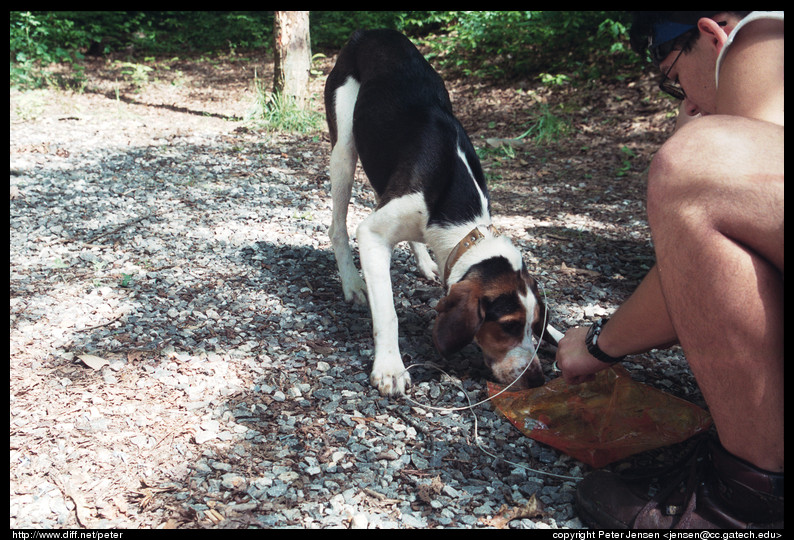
[94,89,246,122]
[237,240,493,385]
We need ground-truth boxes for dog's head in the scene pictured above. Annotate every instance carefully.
[433,256,554,388]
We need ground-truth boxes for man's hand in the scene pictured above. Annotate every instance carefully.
[554,326,611,385]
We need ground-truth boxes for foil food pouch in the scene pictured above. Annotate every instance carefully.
[488,365,712,468]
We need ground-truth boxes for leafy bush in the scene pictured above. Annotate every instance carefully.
[10,11,642,90]
[10,11,278,88]
[10,11,89,88]
[425,11,640,81]
[310,11,404,48]
[126,11,274,53]
[310,11,457,48]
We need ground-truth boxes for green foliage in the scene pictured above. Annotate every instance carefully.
[10,11,276,89]
[248,73,322,134]
[539,72,571,86]
[425,11,640,81]
[10,11,642,91]
[126,11,274,53]
[114,61,154,90]
[10,11,88,88]
[119,273,134,288]
[310,11,457,48]
[10,12,273,58]
[616,145,638,177]
[310,11,642,85]
[310,11,405,48]
[518,104,571,145]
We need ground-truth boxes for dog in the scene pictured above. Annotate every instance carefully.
[324,29,563,396]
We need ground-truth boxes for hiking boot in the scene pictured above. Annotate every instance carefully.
[575,436,784,529]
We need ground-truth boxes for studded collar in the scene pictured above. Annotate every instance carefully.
[443,224,500,286]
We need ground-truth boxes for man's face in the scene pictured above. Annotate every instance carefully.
[659,39,716,116]
[658,18,733,117]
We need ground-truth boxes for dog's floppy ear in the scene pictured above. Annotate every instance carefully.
[433,280,485,357]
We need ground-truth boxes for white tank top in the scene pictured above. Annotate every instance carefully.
[715,11,784,88]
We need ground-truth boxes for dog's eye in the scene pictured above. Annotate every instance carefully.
[500,320,524,336]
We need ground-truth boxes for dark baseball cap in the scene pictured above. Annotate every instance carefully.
[630,11,733,64]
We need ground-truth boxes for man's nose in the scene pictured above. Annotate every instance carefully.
[683,98,702,117]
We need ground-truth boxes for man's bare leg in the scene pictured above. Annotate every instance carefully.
[646,115,783,472]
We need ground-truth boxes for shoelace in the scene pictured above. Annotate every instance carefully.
[627,435,711,529]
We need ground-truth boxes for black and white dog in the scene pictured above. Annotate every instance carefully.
[324,29,562,395]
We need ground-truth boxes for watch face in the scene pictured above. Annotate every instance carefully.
[586,320,623,364]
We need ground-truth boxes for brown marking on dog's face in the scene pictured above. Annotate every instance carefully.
[433,258,547,388]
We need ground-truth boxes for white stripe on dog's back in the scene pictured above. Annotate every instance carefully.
[456,145,489,220]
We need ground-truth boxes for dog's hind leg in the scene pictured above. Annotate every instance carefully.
[328,77,367,305]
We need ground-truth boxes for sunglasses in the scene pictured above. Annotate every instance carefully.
[659,49,686,100]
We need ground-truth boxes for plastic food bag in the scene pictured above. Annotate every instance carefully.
[488,365,712,468]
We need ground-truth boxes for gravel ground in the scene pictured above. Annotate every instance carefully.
[10,55,703,529]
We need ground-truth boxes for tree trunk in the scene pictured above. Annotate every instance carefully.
[273,11,311,108]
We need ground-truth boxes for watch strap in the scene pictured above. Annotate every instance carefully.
[586,318,626,364]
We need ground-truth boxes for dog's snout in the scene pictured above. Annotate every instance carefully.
[487,353,545,389]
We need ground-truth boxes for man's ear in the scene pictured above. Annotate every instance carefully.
[697,16,730,52]
[432,280,484,357]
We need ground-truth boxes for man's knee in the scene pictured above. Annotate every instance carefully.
[646,117,747,224]
[646,128,695,227]
[646,116,783,272]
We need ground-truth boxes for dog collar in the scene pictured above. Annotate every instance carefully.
[443,224,500,286]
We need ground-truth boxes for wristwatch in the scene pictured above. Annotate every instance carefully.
[585,318,626,364]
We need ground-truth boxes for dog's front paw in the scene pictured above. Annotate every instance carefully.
[342,276,368,306]
[370,358,411,396]
[417,260,440,282]
[410,242,439,282]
